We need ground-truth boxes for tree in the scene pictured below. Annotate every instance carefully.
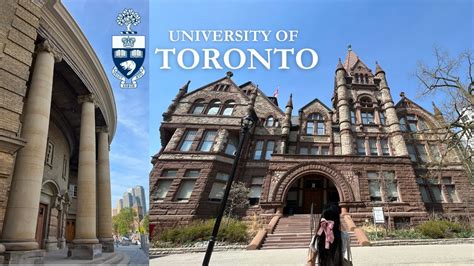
[224,181,250,218]
[415,48,473,178]
[116,9,141,32]
[139,214,149,235]
[112,207,136,236]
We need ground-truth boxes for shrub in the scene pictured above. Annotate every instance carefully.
[159,218,248,245]
[416,220,470,239]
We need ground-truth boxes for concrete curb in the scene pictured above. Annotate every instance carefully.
[150,245,247,256]
[370,237,474,246]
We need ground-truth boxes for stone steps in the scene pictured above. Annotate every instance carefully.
[261,214,360,250]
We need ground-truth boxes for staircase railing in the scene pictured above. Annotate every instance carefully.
[310,202,315,239]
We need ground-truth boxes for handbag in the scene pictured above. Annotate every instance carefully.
[307,234,319,266]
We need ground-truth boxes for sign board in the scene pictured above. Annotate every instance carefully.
[372,207,385,224]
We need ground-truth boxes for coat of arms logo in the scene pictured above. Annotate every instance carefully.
[112,8,145,89]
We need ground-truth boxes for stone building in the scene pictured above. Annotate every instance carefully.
[150,47,473,239]
[0,0,115,263]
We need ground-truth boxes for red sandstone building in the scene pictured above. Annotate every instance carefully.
[150,48,473,243]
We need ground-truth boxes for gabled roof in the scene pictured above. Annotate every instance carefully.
[343,45,373,75]
[239,82,285,116]
[395,93,434,117]
[299,98,332,113]
[183,72,250,100]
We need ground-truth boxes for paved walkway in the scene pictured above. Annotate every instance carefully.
[151,244,474,265]
[117,245,149,265]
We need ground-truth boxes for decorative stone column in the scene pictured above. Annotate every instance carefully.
[0,40,61,264]
[96,127,114,252]
[70,95,102,259]
[335,59,354,155]
[375,62,408,157]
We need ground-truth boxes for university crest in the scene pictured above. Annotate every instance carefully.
[112,8,145,89]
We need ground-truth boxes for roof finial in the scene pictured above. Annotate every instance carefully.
[226,71,233,78]
[400,92,406,98]
[348,44,352,51]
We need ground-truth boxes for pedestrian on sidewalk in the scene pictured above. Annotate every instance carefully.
[307,205,352,266]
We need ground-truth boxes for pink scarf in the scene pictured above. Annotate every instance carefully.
[317,218,335,249]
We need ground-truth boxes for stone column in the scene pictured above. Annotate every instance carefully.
[96,127,114,252]
[335,59,354,155]
[70,95,102,259]
[375,63,408,157]
[0,40,61,263]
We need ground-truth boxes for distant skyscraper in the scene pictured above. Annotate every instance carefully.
[133,185,147,214]
[123,192,133,208]
[116,198,123,214]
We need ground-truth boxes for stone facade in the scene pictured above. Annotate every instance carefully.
[0,0,116,263]
[150,47,473,236]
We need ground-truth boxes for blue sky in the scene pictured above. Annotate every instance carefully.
[63,0,150,209]
[150,0,473,153]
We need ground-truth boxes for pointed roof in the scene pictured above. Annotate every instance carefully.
[286,94,293,108]
[375,61,384,75]
[342,45,372,75]
[394,93,434,116]
[179,80,191,93]
[336,58,345,72]
[432,102,443,117]
[299,98,332,113]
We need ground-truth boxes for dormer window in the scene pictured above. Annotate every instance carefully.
[190,99,206,114]
[206,100,221,115]
[399,114,429,132]
[222,100,235,116]
[306,113,325,135]
[265,116,274,127]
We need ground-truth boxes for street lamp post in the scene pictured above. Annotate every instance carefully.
[202,114,256,266]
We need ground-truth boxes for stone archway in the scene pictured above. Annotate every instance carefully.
[40,180,61,251]
[271,162,355,205]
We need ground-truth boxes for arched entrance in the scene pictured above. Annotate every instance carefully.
[284,174,340,214]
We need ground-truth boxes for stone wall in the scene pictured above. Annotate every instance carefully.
[0,0,42,234]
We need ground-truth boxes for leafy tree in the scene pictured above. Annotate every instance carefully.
[112,207,135,236]
[116,9,141,32]
[139,214,149,234]
[224,181,250,218]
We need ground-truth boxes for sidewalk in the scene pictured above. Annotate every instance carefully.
[116,245,149,265]
[151,244,474,265]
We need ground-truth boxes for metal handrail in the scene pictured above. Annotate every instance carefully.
[310,202,314,239]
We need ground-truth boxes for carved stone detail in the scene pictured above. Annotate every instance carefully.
[36,39,63,62]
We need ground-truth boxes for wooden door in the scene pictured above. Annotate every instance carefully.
[303,189,322,213]
[35,204,47,249]
[65,220,75,242]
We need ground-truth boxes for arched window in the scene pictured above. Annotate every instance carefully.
[265,116,275,127]
[354,73,359,83]
[364,74,369,84]
[190,99,205,114]
[360,97,375,124]
[206,100,221,115]
[222,100,235,116]
[360,97,373,108]
[306,113,325,135]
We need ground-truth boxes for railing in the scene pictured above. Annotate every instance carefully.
[310,202,315,238]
